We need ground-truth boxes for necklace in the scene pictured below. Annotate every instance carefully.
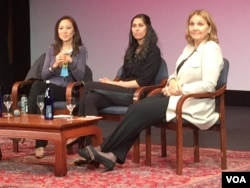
[63,49,73,55]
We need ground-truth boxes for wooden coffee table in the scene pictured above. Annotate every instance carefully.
[0,114,102,177]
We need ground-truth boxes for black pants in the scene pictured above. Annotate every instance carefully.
[100,93,169,164]
[27,80,66,148]
[78,81,136,116]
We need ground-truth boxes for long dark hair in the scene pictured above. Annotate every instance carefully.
[124,14,158,63]
[52,15,83,55]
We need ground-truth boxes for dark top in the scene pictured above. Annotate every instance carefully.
[120,44,161,86]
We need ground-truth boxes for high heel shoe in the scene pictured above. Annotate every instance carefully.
[74,158,89,166]
[75,147,100,168]
[86,145,115,172]
[74,147,91,166]
[87,160,100,169]
[78,147,91,161]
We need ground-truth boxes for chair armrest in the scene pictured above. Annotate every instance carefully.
[133,78,168,103]
[175,85,227,126]
[147,88,163,97]
[114,76,120,81]
[65,81,84,100]
[11,80,35,110]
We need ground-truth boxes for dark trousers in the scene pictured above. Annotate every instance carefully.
[100,93,169,164]
[78,81,136,116]
[27,80,66,148]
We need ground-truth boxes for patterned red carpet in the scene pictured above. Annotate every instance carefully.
[0,137,250,188]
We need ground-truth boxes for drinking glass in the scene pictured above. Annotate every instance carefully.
[66,97,76,120]
[3,94,13,117]
[37,95,44,118]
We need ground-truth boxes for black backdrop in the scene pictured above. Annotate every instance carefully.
[0,0,30,95]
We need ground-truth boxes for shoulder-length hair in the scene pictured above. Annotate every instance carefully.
[52,15,83,55]
[124,14,158,62]
[185,9,219,45]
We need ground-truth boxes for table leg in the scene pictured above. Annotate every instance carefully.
[54,138,67,177]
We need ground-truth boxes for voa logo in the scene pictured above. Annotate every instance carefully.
[226,176,246,184]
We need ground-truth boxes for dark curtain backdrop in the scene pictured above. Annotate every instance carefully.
[0,0,30,95]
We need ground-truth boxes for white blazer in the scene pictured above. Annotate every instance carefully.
[166,41,224,130]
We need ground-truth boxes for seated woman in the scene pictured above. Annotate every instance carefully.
[77,13,162,116]
[78,9,224,172]
[27,15,87,158]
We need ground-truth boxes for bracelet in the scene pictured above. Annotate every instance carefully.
[49,67,55,73]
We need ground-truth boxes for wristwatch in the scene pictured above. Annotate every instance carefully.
[49,67,55,72]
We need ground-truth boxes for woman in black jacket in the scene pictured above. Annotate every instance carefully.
[77,13,162,116]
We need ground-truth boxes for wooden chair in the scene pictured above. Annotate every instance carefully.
[11,53,93,152]
[98,58,169,164]
[144,58,229,175]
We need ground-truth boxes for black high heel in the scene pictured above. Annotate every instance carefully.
[74,158,89,166]
[87,160,100,170]
[74,147,91,166]
[86,145,115,172]
[74,148,100,168]
[78,147,91,161]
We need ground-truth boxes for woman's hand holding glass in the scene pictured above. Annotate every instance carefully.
[3,94,13,117]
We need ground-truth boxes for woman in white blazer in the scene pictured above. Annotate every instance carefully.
[77,9,224,172]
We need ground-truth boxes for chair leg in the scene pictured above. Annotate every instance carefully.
[12,139,20,152]
[193,129,200,162]
[160,127,167,157]
[220,127,227,169]
[132,138,140,163]
[176,126,183,175]
[145,127,151,165]
[67,146,74,154]
[67,137,87,155]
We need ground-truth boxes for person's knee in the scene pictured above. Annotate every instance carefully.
[31,81,45,92]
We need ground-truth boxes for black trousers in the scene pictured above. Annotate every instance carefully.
[78,81,136,116]
[100,93,169,164]
[27,80,66,148]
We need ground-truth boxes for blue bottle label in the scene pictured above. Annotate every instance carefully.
[45,105,53,119]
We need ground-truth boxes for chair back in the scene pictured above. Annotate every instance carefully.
[83,65,93,83]
[155,58,168,85]
[25,53,46,80]
[216,58,229,90]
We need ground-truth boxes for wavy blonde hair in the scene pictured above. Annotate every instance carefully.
[185,9,219,45]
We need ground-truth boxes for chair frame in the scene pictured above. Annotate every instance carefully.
[12,80,84,115]
[145,84,227,175]
[141,58,229,174]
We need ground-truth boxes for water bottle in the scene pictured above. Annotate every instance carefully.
[21,94,28,114]
[44,80,54,120]
[0,85,2,117]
